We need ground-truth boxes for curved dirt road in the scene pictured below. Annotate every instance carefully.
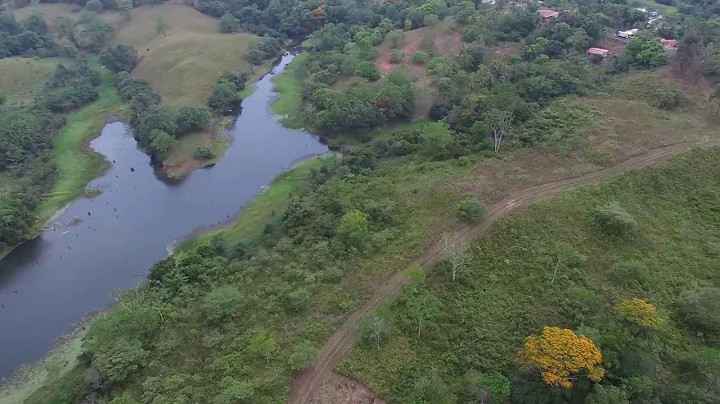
[288,139,719,404]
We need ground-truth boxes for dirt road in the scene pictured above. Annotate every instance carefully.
[288,139,719,404]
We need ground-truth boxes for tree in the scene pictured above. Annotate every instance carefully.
[176,105,211,134]
[356,61,381,81]
[195,146,215,159]
[208,81,239,113]
[219,13,239,33]
[117,0,133,20]
[626,32,667,67]
[485,108,513,154]
[92,337,148,383]
[22,12,49,36]
[456,195,485,222]
[461,371,511,403]
[148,130,176,160]
[110,393,141,404]
[412,51,429,64]
[585,384,629,404]
[517,326,605,388]
[422,121,453,159]
[86,0,103,13]
[404,287,441,338]
[289,341,319,370]
[136,104,177,143]
[75,12,113,51]
[441,233,472,282]
[100,44,139,73]
[361,314,389,349]
[202,286,243,323]
[616,298,664,330]
[156,15,168,37]
[336,210,369,249]
[678,287,720,334]
[595,202,636,236]
[248,330,277,363]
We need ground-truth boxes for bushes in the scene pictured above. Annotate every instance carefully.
[208,81,240,113]
[92,337,148,384]
[389,49,405,63]
[457,195,485,222]
[411,51,429,64]
[595,202,636,236]
[195,145,215,159]
[100,44,139,73]
[653,88,685,110]
[176,105,211,135]
[202,286,243,323]
[678,287,720,335]
[356,61,381,81]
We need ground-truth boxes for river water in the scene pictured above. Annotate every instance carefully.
[0,53,327,379]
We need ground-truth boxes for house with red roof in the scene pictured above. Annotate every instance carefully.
[537,9,560,23]
[586,47,610,57]
[661,39,679,50]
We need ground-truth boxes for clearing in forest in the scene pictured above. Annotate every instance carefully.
[0,58,60,105]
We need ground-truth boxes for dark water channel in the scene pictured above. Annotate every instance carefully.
[0,53,328,379]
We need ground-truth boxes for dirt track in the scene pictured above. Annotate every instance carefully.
[287,139,720,404]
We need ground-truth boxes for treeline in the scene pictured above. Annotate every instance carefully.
[0,59,103,248]
[0,11,61,58]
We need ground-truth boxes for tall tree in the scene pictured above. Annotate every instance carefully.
[485,108,513,154]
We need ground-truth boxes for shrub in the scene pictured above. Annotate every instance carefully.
[176,105,212,134]
[411,51,429,64]
[92,337,148,383]
[457,196,485,222]
[195,146,215,160]
[202,286,243,323]
[678,287,720,334]
[389,49,406,64]
[289,341,319,370]
[653,88,685,110]
[595,202,636,236]
[356,61,381,81]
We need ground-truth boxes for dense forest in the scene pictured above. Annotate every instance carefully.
[5,0,720,403]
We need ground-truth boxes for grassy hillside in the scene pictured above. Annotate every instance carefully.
[0,58,60,105]
[339,147,720,403]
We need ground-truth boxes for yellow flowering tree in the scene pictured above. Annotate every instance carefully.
[616,298,664,330]
[517,326,605,388]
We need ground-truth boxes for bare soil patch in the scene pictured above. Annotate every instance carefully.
[304,372,385,404]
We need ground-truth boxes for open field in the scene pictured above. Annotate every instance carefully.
[37,58,124,222]
[0,58,61,105]
[338,145,720,402]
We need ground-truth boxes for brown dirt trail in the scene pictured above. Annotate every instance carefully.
[288,138,720,404]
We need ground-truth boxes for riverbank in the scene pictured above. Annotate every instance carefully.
[270,52,306,129]
[180,154,331,250]
[0,59,123,261]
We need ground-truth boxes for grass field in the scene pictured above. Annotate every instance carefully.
[37,58,124,222]
[182,156,329,249]
[339,147,720,402]
[0,58,61,105]
[270,52,307,129]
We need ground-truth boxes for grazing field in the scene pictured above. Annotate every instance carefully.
[133,31,260,108]
[270,52,307,129]
[0,58,60,105]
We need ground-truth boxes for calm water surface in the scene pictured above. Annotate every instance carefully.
[0,53,327,379]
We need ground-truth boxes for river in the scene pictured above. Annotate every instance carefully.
[0,52,328,380]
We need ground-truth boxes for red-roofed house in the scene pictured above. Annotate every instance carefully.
[661,39,679,49]
[537,9,560,23]
[586,47,610,57]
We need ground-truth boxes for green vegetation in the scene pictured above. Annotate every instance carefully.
[340,148,720,403]
[184,156,327,249]
[12,0,720,403]
[0,58,60,105]
[270,52,306,129]
[37,59,123,221]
